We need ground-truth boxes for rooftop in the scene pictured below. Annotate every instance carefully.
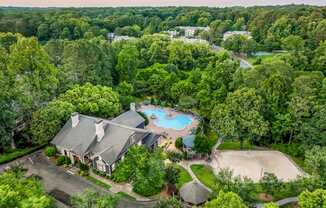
[179,180,211,205]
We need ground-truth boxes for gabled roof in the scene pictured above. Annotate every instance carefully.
[51,115,97,155]
[180,181,211,205]
[90,121,148,164]
[51,112,156,165]
[111,110,145,128]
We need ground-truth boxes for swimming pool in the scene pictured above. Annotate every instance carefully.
[142,108,193,130]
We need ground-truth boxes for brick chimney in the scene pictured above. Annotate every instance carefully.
[95,120,105,142]
[71,112,79,127]
[130,103,136,111]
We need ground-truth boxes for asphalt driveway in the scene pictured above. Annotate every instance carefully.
[11,151,156,208]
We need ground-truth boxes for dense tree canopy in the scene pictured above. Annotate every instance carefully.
[0,4,325,207]
[204,191,247,208]
[71,189,120,208]
[30,83,121,144]
[298,189,326,208]
[112,146,165,196]
[0,171,53,208]
[210,87,269,148]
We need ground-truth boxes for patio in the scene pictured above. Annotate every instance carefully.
[138,104,199,151]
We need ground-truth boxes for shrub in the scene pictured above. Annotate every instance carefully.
[165,165,180,184]
[44,146,56,157]
[92,168,110,179]
[194,135,212,155]
[167,151,183,163]
[56,156,71,166]
[56,156,66,166]
[79,162,89,172]
[65,157,71,165]
[175,137,183,149]
[137,111,149,126]
[79,170,89,176]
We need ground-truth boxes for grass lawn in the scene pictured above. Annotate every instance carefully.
[85,176,111,190]
[218,140,255,150]
[247,52,287,65]
[117,191,136,201]
[0,145,44,164]
[190,164,217,190]
[248,54,275,64]
[174,164,192,189]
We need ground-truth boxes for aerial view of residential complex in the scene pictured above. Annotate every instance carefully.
[0,1,325,207]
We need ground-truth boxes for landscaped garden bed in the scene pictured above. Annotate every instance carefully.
[0,145,45,164]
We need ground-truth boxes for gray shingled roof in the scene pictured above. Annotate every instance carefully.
[51,112,156,165]
[111,110,145,128]
[51,115,97,155]
[179,181,211,205]
[90,123,147,164]
[142,133,160,147]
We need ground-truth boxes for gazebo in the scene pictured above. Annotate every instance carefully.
[179,181,211,205]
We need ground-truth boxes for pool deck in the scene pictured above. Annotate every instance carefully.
[138,105,199,151]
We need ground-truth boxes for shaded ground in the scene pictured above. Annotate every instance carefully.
[215,150,304,182]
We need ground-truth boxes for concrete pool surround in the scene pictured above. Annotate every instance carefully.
[138,105,199,142]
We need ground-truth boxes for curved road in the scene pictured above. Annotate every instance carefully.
[211,44,253,69]
[255,197,298,208]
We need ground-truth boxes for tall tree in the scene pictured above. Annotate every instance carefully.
[71,189,119,208]
[204,191,247,208]
[58,83,121,118]
[0,171,53,208]
[298,189,326,208]
[116,43,139,81]
[0,48,16,151]
[8,37,58,112]
[210,88,268,148]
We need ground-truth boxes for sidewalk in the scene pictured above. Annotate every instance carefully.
[89,171,151,201]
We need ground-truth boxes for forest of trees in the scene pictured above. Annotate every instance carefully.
[0,5,325,208]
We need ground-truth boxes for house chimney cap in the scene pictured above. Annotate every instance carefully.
[95,119,104,124]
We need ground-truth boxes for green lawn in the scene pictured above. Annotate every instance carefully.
[218,140,254,150]
[247,52,286,65]
[174,164,192,189]
[190,164,217,190]
[85,176,111,190]
[0,145,44,164]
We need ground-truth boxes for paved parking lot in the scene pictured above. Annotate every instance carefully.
[16,151,156,208]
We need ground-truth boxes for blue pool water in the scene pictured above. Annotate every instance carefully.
[142,108,193,130]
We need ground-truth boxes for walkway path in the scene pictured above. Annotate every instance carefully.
[89,171,151,201]
[255,197,298,208]
[178,136,224,189]
[178,160,212,192]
